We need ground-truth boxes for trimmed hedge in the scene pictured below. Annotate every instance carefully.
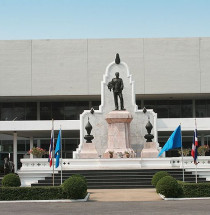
[0,187,65,201]
[2,173,21,187]
[0,175,88,201]
[178,181,210,198]
[156,176,183,198]
[62,175,87,199]
[151,171,170,187]
[70,174,87,183]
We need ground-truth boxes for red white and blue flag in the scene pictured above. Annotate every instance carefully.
[48,121,54,167]
[191,122,198,164]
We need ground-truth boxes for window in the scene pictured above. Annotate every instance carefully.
[156,100,168,118]
[52,102,64,120]
[195,100,206,117]
[40,103,52,120]
[168,100,181,118]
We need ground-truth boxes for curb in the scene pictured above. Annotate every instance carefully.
[159,193,210,201]
[0,193,90,203]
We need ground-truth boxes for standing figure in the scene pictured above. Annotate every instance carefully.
[4,157,14,175]
[108,72,125,110]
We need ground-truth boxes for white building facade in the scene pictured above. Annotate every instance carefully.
[1,37,210,172]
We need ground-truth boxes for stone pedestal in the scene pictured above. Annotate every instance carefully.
[141,142,159,158]
[104,111,134,158]
[78,142,98,159]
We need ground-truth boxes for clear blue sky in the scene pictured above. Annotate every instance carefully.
[0,0,210,40]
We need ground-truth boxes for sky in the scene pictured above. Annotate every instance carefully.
[0,0,210,40]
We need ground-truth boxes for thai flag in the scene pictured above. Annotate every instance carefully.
[191,126,198,164]
[48,124,54,167]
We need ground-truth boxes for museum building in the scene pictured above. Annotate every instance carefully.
[1,37,210,172]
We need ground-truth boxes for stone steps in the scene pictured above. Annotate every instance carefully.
[31,169,206,188]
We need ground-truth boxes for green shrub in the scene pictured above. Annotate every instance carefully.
[0,186,65,201]
[151,171,170,187]
[156,176,183,198]
[2,173,21,187]
[178,181,210,197]
[70,174,87,183]
[62,175,87,199]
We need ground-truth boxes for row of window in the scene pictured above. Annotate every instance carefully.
[0,139,79,156]
[0,101,100,121]
[144,100,192,118]
[0,99,210,120]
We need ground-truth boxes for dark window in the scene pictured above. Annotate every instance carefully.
[40,103,52,120]
[52,102,64,120]
[26,103,37,120]
[17,140,26,151]
[64,101,89,120]
[1,103,14,120]
[14,103,25,120]
[195,100,206,117]
[156,100,168,118]
[168,100,181,118]
[0,102,37,121]
[181,100,193,118]
[64,102,77,120]
[206,100,210,117]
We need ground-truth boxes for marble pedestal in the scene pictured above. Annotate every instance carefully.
[141,142,159,158]
[104,111,134,158]
[78,142,98,159]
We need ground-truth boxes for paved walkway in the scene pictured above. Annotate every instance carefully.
[88,188,162,202]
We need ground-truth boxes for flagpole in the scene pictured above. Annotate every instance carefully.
[195,163,198,183]
[52,119,55,187]
[180,123,185,182]
[195,118,198,184]
[60,125,63,185]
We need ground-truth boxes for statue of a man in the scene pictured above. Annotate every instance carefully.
[108,72,125,110]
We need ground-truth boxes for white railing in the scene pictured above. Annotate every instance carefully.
[20,156,210,171]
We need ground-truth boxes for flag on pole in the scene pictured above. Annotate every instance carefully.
[48,122,54,167]
[55,129,61,168]
[158,125,182,157]
[191,122,198,164]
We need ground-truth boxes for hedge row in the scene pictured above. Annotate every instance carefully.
[152,171,210,198]
[178,181,210,198]
[0,186,66,201]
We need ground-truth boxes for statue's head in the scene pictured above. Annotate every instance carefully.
[115,72,119,78]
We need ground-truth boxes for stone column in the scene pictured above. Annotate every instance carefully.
[30,137,33,159]
[104,111,134,158]
[13,132,17,173]
[201,133,205,146]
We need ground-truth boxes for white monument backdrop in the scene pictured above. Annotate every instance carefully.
[74,56,158,158]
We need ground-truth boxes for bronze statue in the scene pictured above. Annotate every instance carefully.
[108,72,125,110]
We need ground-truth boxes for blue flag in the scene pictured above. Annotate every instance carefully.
[55,129,61,168]
[158,125,182,157]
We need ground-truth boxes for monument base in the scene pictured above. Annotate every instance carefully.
[104,110,134,158]
[141,142,159,158]
[78,142,98,159]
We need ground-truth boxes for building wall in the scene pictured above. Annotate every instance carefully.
[0,38,210,97]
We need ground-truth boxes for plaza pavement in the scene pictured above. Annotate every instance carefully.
[1,189,210,215]
[88,188,162,202]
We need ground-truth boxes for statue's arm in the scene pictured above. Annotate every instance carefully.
[107,81,113,91]
[121,79,124,90]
